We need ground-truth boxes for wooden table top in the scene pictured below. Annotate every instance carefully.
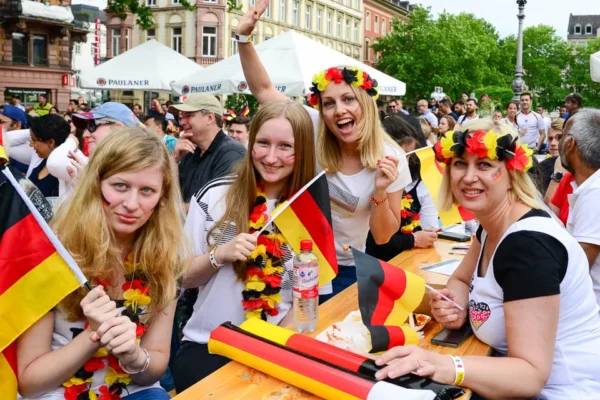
[175,240,491,400]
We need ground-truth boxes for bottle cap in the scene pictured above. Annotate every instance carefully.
[300,239,313,251]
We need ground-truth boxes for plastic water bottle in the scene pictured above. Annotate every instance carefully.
[293,240,319,333]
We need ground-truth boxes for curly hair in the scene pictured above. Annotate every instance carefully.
[29,114,70,147]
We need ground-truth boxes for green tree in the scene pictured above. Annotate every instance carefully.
[564,38,600,108]
[373,5,508,105]
[107,0,195,29]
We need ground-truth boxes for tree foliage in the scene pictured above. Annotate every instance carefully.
[107,0,195,30]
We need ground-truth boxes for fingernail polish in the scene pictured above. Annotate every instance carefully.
[385,156,390,159]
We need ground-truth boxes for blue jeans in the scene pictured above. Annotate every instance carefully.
[124,388,171,400]
[319,265,356,304]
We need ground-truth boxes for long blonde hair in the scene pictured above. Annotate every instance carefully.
[438,120,541,211]
[208,101,316,281]
[316,79,401,172]
[53,127,188,321]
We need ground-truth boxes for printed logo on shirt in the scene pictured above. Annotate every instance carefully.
[469,300,491,330]
[328,181,360,219]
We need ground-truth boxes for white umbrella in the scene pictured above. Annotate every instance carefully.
[79,40,203,91]
[171,30,405,97]
[591,51,600,83]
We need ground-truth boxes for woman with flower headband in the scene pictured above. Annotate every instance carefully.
[171,101,316,392]
[374,121,600,399]
[17,128,187,400]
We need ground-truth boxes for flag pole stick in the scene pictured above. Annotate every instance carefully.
[404,145,433,156]
[425,284,464,311]
[255,169,328,236]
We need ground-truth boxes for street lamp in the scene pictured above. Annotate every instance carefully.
[512,0,527,102]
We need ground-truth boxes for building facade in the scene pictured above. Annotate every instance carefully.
[225,0,363,61]
[362,0,409,65]
[0,0,87,110]
[567,14,600,46]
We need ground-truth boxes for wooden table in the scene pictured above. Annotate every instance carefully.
[176,241,491,400]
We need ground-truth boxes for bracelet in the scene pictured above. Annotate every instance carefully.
[448,355,465,386]
[369,193,388,206]
[209,247,223,270]
[119,346,150,375]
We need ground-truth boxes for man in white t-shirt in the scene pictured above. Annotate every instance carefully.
[456,98,480,127]
[561,109,600,307]
[516,93,545,152]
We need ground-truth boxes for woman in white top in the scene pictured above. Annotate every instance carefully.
[501,100,519,131]
[17,128,187,400]
[374,120,600,399]
[173,101,317,392]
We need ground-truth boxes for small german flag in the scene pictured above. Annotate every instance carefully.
[0,125,7,163]
[273,171,337,287]
[414,146,474,226]
[239,104,250,116]
[352,248,424,353]
[0,166,86,397]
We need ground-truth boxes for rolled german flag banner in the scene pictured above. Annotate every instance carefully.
[352,248,425,353]
[240,319,464,400]
[208,323,437,400]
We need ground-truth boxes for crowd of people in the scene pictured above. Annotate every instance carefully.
[2,2,600,400]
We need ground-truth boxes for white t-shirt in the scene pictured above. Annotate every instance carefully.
[516,111,545,148]
[328,142,412,265]
[471,211,600,399]
[567,168,600,308]
[20,309,161,399]
[457,114,480,127]
[182,177,293,345]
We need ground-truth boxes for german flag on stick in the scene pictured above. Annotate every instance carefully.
[0,125,7,164]
[209,322,436,400]
[266,170,337,287]
[413,146,474,226]
[352,248,425,353]
[0,166,87,397]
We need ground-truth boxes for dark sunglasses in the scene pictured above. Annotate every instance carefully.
[88,119,117,133]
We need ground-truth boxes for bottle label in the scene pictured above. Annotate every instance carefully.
[293,264,319,299]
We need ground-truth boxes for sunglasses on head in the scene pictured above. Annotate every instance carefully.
[88,119,117,133]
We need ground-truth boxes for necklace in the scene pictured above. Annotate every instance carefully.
[62,254,151,400]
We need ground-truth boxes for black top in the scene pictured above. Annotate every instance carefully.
[476,209,567,303]
[538,155,557,193]
[28,159,59,198]
[178,131,245,203]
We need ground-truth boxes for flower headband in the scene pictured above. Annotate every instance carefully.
[308,67,379,107]
[433,129,534,173]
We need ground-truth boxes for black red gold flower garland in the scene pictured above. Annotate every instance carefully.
[63,255,150,400]
[400,194,421,234]
[308,67,379,108]
[242,186,287,321]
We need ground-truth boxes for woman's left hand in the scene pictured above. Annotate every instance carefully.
[95,316,139,365]
[374,345,455,384]
[374,156,399,193]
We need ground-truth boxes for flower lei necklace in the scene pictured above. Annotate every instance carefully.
[242,185,287,321]
[62,255,151,400]
[308,67,379,108]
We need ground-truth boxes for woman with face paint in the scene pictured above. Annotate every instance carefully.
[172,101,317,392]
[17,128,188,400]
[375,121,600,399]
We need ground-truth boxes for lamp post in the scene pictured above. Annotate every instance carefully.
[512,0,527,102]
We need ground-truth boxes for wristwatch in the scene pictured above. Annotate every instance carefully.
[550,172,564,183]
[235,33,253,44]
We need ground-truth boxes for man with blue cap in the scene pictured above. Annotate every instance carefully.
[46,102,140,199]
[0,104,28,132]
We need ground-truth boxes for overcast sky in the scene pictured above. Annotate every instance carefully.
[74,0,599,39]
[419,0,599,38]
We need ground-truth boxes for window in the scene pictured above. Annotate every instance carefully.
[354,21,358,42]
[364,39,370,60]
[366,12,370,31]
[230,30,238,55]
[374,15,378,33]
[125,29,130,51]
[345,19,350,39]
[317,9,322,31]
[305,5,311,29]
[381,18,386,35]
[266,3,270,17]
[586,24,593,34]
[33,35,47,65]
[172,27,182,53]
[250,0,255,6]
[204,0,217,3]
[293,1,299,26]
[353,0,358,9]
[337,15,341,37]
[147,28,155,41]
[327,12,332,34]
[346,0,350,7]
[173,0,180,3]
[112,29,120,57]
[147,0,155,5]
[74,43,81,55]
[280,0,286,22]
[574,24,581,34]
[202,26,217,57]
[12,33,28,64]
